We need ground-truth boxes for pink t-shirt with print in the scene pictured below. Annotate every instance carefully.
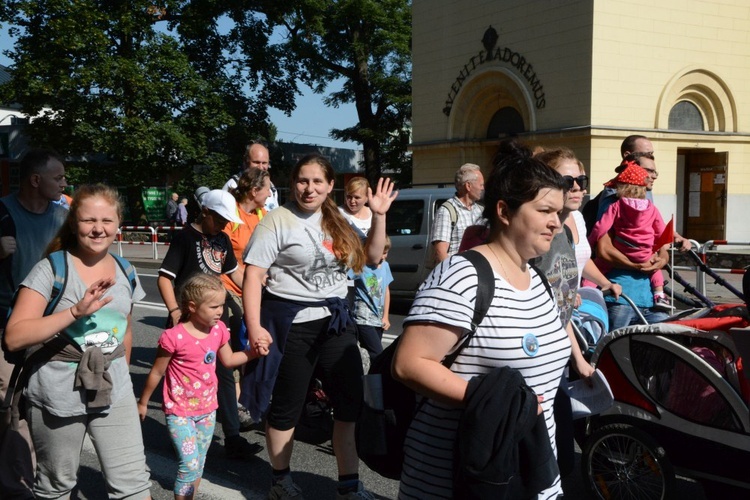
[158,321,230,416]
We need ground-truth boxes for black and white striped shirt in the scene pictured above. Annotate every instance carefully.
[398,255,570,499]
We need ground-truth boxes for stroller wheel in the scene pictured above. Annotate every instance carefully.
[581,423,675,500]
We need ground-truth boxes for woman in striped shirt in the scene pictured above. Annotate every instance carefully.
[393,140,571,499]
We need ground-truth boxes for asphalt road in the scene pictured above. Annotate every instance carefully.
[67,259,713,499]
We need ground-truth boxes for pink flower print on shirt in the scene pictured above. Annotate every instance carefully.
[202,372,211,380]
[193,381,202,390]
[188,397,200,408]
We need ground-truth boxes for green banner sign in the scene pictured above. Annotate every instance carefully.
[141,187,167,223]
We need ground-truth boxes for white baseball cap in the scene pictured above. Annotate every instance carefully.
[201,190,244,224]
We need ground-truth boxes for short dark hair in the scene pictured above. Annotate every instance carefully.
[19,149,62,181]
[484,140,567,234]
[620,135,649,158]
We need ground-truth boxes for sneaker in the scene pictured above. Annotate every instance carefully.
[238,403,255,431]
[653,294,674,312]
[335,481,375,500]
[224,435,263,460]
[268,474,304,500]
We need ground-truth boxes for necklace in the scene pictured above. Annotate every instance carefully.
[488,243,508,279]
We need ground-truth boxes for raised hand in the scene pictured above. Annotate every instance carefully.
[367,177,399,215]
[70,277,115,319]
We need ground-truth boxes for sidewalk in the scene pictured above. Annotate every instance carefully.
[111,241,163,269]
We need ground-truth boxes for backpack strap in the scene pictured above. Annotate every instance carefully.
[529,262,554,301]
[45,251,68,316]
[2,252,69,423]
[440,200,459,240]
[443,250,494,368]
[0,199,17,292]
[111,253,137,295]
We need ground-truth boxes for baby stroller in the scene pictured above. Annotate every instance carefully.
[579,310,750,499]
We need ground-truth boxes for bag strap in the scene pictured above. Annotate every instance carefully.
[111,253,137,295]
[440,200,459,240]
[0,199,17,292]
[2,252,68,414]
[529,262,554,301]
[442,250,494,368]
[45,251,68,316]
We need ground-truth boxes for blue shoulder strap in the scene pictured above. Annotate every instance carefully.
[111,253,137,295]
[45,251,68,317]
[45,252,136,316]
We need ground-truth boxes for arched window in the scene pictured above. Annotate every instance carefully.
[486,107,525,138]
[668,101,704,131]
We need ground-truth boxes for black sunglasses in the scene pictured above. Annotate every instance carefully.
[562,175,589,191]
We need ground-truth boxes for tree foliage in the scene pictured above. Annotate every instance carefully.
[234,0,413,186]
[0,0,412,187]
[0,0,267,186]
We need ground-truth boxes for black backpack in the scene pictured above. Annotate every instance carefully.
[580,191,602,238]
[355,250,495,480]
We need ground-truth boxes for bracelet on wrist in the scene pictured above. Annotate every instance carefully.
[169,307,180,313]
[69,307,80,320]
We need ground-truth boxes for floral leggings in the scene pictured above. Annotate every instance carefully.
[166,412,216,496]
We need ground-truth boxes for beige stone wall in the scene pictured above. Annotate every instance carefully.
[412,0,750,240]
[412,0,596,182]
[590,1,750,130]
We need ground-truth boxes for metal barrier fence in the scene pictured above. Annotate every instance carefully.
[116,225,184,260]
[114,226,748,299]
[693,240,749,296]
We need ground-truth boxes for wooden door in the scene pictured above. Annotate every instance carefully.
[683,151,727,242]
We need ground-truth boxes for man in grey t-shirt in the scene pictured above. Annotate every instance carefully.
[0,148,68,497]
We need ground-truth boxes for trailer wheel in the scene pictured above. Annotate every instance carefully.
[581,423,675,500]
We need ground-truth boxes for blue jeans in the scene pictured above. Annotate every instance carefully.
[607,303,668,331]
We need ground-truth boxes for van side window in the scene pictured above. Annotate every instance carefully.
[386,200,424,236]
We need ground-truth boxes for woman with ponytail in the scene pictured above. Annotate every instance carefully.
[241,154,396,499]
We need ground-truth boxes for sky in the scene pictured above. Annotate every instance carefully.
[0,23,360,151]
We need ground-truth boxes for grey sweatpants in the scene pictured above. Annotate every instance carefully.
[27,394,151,500]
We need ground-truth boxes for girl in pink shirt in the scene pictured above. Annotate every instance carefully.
[138,274,266,499]
[588,162,669,308]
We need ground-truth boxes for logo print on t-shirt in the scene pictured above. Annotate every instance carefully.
[199,237,226,274]
[302,229,344,289]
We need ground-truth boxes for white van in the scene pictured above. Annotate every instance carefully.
[385,187,457,299]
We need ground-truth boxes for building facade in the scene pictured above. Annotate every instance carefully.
[411,0,750,242]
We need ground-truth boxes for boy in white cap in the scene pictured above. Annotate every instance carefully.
[157,189,264,459]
